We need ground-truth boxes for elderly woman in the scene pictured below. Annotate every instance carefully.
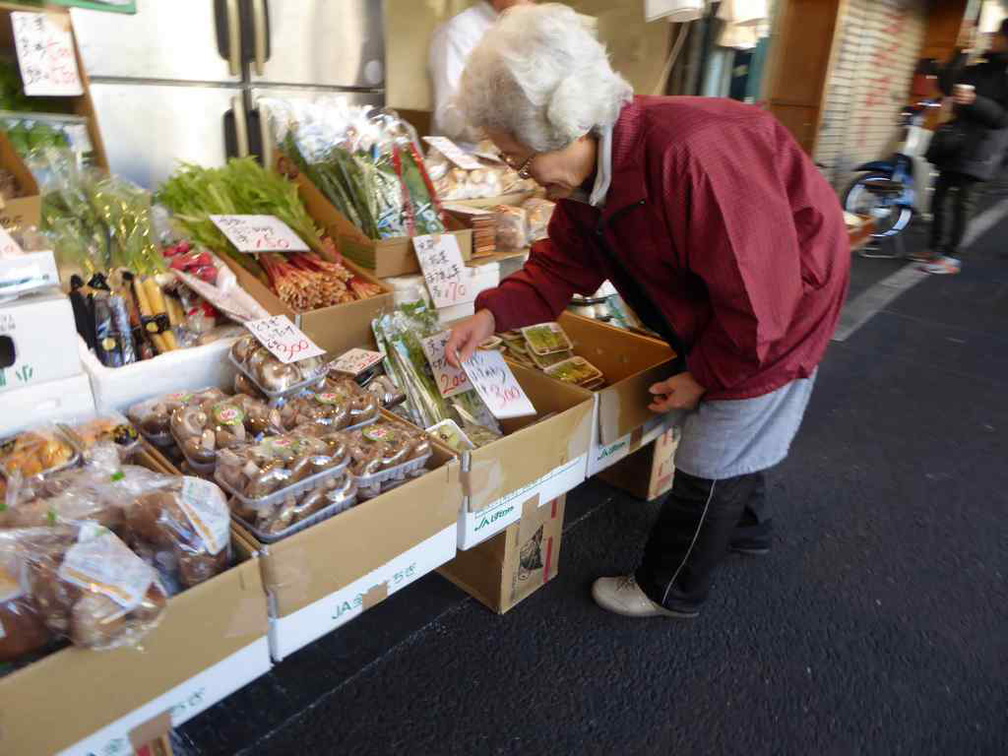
[446,4,850,619]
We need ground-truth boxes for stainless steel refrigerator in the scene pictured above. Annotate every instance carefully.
[71,0,386,188]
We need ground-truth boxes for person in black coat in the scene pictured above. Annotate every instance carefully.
[924,20,1008,274]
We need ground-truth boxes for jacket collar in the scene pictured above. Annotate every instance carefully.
[600,96,651,222]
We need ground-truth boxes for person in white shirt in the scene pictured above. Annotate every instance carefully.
[429,1,532,144]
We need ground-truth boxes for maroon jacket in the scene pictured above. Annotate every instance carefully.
[476,96,850,400]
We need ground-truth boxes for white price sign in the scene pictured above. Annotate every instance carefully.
[210,215,310,254]
[421,331,472,398]
[423,136,483,171]
[245,315,326,365]
[11,12,83,97]
[413,234,473,309]
[332,348,384,376]
[462,349,536,419]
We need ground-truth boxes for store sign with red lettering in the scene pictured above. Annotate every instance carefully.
[11,12,83,96]
[421,331,472,398]
[211,215,310,254]
[245,315,325,364]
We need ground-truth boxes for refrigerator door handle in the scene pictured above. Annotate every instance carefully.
[252,0,270,76]
[225,0,243,76]
[233,95,250,157]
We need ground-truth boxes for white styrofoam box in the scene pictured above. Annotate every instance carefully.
[81,336,238,413]
[0,373,94,436]
[268,524,457,661]
[457,454,586,550]
[0,287,81,394]
[586,411,678,478]
[60,638,270,756]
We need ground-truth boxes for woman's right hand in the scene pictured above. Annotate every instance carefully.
[445,309,496,368]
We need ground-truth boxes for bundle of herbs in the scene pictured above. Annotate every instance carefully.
[156,158,381,311]
[263,97,446,241]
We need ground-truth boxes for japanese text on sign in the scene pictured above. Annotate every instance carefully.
[462,349,536,419]
[245,315,326,365]
[210,215,310,254]
[422,136,483,171]
[11,12,83,97]
[332,348,384,376]
[413,234,474,309]
[421,331,472,398]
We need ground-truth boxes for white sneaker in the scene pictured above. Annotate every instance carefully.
[591,575,699,619]
[923,255,961,275]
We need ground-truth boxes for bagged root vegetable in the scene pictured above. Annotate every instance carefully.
[0,523,168,653]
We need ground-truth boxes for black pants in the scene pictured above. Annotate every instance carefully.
[635,469,772,611]
[930,171,980,257]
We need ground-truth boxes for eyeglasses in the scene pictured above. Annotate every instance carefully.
[502,151,537,180]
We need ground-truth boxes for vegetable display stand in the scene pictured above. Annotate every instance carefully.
[0,3,110,172]
[0,445,271,756]
[276,151,473,279]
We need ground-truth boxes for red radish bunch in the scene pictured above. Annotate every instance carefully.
[163,241,218,284]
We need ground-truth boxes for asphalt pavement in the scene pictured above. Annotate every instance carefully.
[175,198,1008,755]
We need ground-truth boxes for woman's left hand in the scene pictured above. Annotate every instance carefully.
[648,372,706,412]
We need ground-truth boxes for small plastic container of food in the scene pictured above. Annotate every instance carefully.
[278,381,380,433]
[0,427,80,479]
[230,474,358,544]
[229,335,329,401]
[426,419,474,453]
[544,356,605,387]
[529,348,573,370]
[127,388,227,447]
[61,412,142,460]
[346,421,433,490]
[478,336,503,351]
[170,394,283,474]
[214,433,351,508]
[521,322,573,356]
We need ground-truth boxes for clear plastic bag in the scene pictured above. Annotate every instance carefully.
[122,477,231,593]
[495,205,529,251]
[521,198,555,242]
[0,523,168,653]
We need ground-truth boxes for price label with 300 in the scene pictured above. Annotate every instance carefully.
[462,349,536,419]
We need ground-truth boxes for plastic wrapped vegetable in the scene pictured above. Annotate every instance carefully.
[63,412,141,460]
[215,432,349,501]
[279,380,380,432]
[230,334,329,397]
[0,427,77,480]
[169,394,283,474]
[126,387,227,447]
[0,523,168,651]
[122,477,231,592]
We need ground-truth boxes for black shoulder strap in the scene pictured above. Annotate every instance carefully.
[593,213,689,375]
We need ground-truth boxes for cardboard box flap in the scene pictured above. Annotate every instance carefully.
[462,366,593,513]
[0,537,267,755]
[557,313,676,445]
[258,455,460,618]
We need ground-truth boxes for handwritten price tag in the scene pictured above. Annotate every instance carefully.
[210,215,310,254]
[245,315,326,365]
[413,234,473,309]
[462,349,536,419]
[423,136,483,171]
[421,331,472,398]
[332,348,384,377]
[11,12,83,97]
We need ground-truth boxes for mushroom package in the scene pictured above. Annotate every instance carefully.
[230,334,330,398]
[169,394,283,474]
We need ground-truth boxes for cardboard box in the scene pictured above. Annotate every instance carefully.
[238,414,463,661]
[0,449,272,756]
[0,3,110,172]
[0,129,40,230]
[217,230,394,359]
[457,366,593,550]
[518,313,679,477]
[440,494,566,614]
[598,425,681,502]
[0,287,81,393]
[0,372,93,435]
[276,151,473,279]
[79,335,238,414]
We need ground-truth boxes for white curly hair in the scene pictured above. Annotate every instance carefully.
[457,3,633,153]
